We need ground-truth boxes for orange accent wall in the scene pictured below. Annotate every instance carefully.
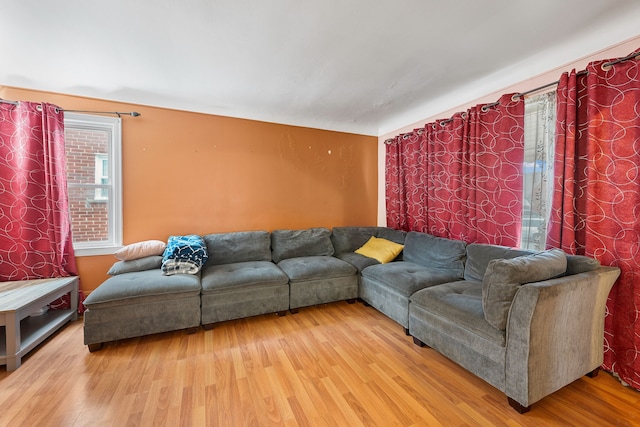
[1,86,378,293]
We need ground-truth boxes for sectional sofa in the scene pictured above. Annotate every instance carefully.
[82,226,620,413]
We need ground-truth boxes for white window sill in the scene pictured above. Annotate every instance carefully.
[74,245,122,257]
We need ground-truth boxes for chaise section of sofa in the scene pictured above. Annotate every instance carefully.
[200,231,290,327]
[408,243,621,413]
[272,227,358,311]
[83,268,202,351]
[359,231,467,332]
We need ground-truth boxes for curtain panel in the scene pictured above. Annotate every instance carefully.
[385,130,428,232]
[548,50,640,389]
[385,93,525,246]
[0,101,81,311]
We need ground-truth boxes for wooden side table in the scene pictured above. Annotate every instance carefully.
[0,277,78,371]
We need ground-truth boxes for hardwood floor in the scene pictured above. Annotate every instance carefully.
[1,301,639,426]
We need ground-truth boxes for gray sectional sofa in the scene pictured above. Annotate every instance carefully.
[82,226,620,413]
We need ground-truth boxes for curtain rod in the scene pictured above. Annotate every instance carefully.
[512,52,639,100]
[0,99,140,117]
[512,69,589,101]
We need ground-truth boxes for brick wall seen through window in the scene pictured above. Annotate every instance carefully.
[65,128,110,243]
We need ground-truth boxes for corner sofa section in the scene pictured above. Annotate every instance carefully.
[271,227,358,312]
[359,231,467,333]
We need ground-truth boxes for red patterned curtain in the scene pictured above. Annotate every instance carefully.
[386,93,524,246]
[0,101,81,310]
[548,50,640,389]
[385,130,428,232]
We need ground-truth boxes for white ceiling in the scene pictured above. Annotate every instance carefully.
[2,1,640,136]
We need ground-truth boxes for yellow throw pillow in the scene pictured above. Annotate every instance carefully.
[355,236,404,264]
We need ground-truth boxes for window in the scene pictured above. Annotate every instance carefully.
[94,154,109,200]
[521,92,556,251]
[65,113,122,256]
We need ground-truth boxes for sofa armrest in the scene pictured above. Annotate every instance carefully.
[504,266,620,408]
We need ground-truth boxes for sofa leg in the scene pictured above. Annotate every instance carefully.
[87,343,103,353]
[186,327,199,334]
[202,323,215,331]
[586,367,600,378]
[404,327,410,336]
[346,298,356,304]
[290,308,299,314]
[412,337,426,347]
[276,310,287,317]
[507,397,530,414]
[359,298,370,307]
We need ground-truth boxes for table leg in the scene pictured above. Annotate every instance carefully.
[70,279,79,321]
[5,314,21,371]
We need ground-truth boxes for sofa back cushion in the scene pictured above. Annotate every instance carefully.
[376,228,407,244]
[330,227,381,253]
[402,231,466,277]
[330,226,407,253]
[204,231,272,265]
[482,249,567,330]
[464,243,533,282]
[566,254,601,275]
[271,227,334,263]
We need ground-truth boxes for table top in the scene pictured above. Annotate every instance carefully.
[0,277,77,312]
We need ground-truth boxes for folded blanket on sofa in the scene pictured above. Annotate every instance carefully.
[162,234,209,276]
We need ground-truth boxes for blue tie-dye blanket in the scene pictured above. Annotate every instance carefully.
[162,234,209,275]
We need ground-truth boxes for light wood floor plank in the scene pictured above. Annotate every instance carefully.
[1,301,639,426]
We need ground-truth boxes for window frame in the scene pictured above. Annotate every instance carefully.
[65,113,123,256]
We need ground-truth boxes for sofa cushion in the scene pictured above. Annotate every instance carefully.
[566,254,600,275]
[271,228,334,263]
[201,261,288,292]
[376,227,407,245]
[83,269,201,310]
[410,280,506,348]
[277,256,356,282]
[362,261,462,298]
[403,231,466,277]
[330,226,380,253]
[464,243,533,282]
[330,226,407,254]
[482,249,567,330]
[203,231,272,265]
[334,252,380,273]
[355,236,404,264]
[107,255,162,275]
